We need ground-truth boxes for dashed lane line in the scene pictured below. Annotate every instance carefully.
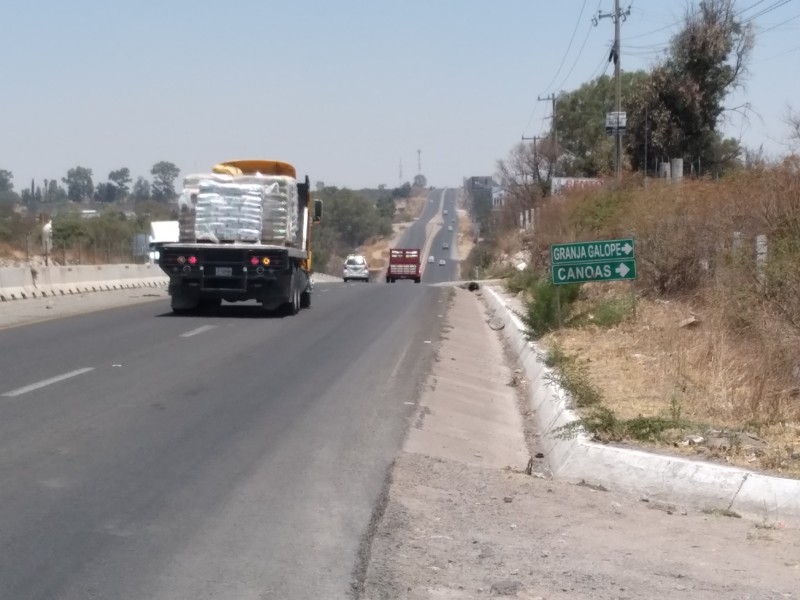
[180,325,217,338]
[2,367,95,397]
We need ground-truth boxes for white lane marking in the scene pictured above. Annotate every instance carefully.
[2,367,95,397]
[180,325,217,338]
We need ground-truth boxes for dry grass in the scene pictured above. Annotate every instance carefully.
[543,287,800,477]
[506,164,800,477]
[457,210,474,278]
[359,223,407,274]
[395,191,428,222]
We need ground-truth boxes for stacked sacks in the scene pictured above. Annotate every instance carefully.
[177,173,299,245]
[194,182,263,242]
[257,176,298,246]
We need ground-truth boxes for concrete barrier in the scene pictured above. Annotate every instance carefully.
[481,285,800,526]
[0,267,37,301]
[1,264,167,301]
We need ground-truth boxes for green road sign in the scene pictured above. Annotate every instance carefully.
[551,238,635,265]
[552,258,637,285]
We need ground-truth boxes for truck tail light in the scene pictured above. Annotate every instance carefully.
[188,256,198,265]
[250,256,259,265]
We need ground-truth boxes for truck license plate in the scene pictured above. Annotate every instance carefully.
[215,267,233,277]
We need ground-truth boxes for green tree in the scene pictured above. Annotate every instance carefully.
[94,182,118,203]
[0,169,18,203]
[376,195,395,220]
[0,169,13,193]
[62,166,94,202]
[132,176,152,201]
[391,182,412,199]
[109,167,131,197]
[553,71,648,177]
[44,179,68,203]
[150,161,180,202]
[52,211,88,246]
[626,0,753,175]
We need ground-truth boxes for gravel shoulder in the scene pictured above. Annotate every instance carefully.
[360,288,800,599]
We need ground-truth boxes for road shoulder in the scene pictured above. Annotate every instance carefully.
[360,287,800,599]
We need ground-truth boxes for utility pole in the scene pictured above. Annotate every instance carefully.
[537,93,557,177]
[594,0,630,182]
[417,148,422,173]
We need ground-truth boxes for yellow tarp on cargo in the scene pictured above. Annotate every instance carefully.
[213,160,296,179]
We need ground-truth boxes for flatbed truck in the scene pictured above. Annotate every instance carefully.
[158,159,321,315]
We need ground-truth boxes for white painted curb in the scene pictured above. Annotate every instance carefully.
[481,285,800,526]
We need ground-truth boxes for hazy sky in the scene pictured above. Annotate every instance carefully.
[1,0,798,191]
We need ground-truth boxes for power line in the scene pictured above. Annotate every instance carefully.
[587,42,613,80]
[742,0,793,22]
[737,0,771,15]
[625,19,683,41]
[553,0,604,92]
[543,0,590,93]
[522,98,545,137]
[758,10,800,33]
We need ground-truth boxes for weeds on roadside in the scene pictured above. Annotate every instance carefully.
[546,344,693,443]
[544,343,602,408]
[571,296,634,328]
[523,279,581,339]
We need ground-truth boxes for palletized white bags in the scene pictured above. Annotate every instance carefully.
[178,173,299,245]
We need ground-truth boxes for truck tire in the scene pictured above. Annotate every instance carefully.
[414,277,421,284]
[281,284,300,316]
[171,294,199,314]
[300,289,311,308]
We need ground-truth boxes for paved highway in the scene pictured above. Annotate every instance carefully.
[0,190,459,599]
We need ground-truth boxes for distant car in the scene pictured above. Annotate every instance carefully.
[447,226,453,231]
[451,218,456,224]
[343,254,370,282]
[443,209,448,215]
[442,242,449,249]
[428,255,435,263]
[438,259,446,266]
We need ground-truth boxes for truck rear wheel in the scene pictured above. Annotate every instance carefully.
[300,289,311,308]
[171,294,199,315]
[281,285,300,316]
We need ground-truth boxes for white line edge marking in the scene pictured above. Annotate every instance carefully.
[2,367,95,397]
[180,325,217,338]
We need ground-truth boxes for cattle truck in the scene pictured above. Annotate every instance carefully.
[158,159,322,315]
[385,248,421,283]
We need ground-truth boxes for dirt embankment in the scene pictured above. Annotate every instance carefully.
[488,170,800,479]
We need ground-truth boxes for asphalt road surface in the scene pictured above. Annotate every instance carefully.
[0,277,448,598]
[392,187,458,284]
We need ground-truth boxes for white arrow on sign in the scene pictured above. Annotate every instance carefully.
[615,263,630,277]
[621,243,633,255]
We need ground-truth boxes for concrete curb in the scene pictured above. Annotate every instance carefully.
[312,273,342,283]
[481,285,800,526]
[0,265,167,301]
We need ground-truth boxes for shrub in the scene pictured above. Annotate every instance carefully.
[523,278,581,339]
